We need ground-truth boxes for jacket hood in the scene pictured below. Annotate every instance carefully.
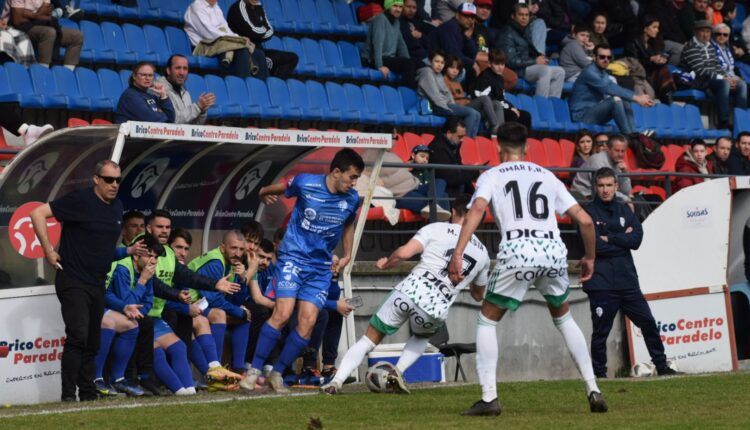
[561,34,578,47]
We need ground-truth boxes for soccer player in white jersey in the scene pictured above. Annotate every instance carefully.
[321,194,491,395]
[448,123,607,416]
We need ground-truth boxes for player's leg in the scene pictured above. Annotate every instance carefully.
[620,289,674,374]
[153,321,195,395]
[93,311,119,396]
[587,290,621,378]
[107,312,142,396]
[267,300,321,393]
[226,317,250,375]
[207,307,227,362]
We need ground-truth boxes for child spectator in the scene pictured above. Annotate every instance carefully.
[470,49,531,130]
[560,24,594,83]
[396,145,451,220]
[443,55,502,135]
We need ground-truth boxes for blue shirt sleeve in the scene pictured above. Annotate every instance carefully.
[113,247,128,261]
[140,279,153,315]
[106,265,152,312]
[582,66,635,101]
[164,299,191,315]
[285,174,303,199]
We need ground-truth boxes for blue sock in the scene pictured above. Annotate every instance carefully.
[273,329,310,374]
[210,323,227,364]
[196,333,220,365]
[110,327,138,381]
[153,347,183,392]
[230,322,250,372]
[251,322,282,370]
[94,328,115,380]
[166,341,194,389]
[190,339,209,374]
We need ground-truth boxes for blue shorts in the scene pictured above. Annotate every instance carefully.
[153,317,174,340]
[271,258,333,309]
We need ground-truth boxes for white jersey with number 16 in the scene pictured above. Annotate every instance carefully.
[469,161,577,269]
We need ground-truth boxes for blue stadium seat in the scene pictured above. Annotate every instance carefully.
[184,74,220,118]
[52,66,92,111]
[338,41,382,81]
[666,104,695,139]
[264,0,294,32]
[119,69,132,91]
[344,84,379,124]
[79,0,119,19]
[164,26,219,69]
[325,82,360,122]
[300,38,336,78]
[319,40,355,79]
[299,0,333,34]
[533,96,564,132]
[639,105,659,133]
[286,79,323,121]
[79,21,116,63]
[281,0,315,34]
[550,98,583,133]
[264,36,284,51]
[224,75,255,117]
[0,65,44,107]
[72,67,114,111]
[205,75,243,118]
[517,94,549,131]
[143,25,175,66]
[381,85,423,126]
[315,0,351,35]
[136,0,161,20]
[305,80,341,122]
[267,77,303,120]
[123,23,163,65]
[398,86,443,127]
[28,64,68,108]
[333,0,367,36]
[97,68,125,106]
[245,77,283,119]
[655,103,679,138]
[57,18,78,30]
[362,84,396,124]
[100,22,138,64]
[148,0,183,23]
[282,37,313,75]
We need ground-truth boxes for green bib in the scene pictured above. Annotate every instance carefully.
[148,245,176,318]
[186,248,227,302]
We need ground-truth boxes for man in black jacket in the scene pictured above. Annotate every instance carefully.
[428,117,479,199]
[727,132,750,175]
[583,167,677,378]
[227,0,298,78]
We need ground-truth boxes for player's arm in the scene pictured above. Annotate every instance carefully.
[250,279,275,309]
[258,181,288,205]
[337,220,356,271]
[375,239,424,270]
[566,203,596,282]
[448,197,487,284]
[174,261,240,294]
[30,203,60,268]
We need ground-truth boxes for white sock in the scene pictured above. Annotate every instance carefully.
[396,336,430,373]
[476,313,499,403]
[185,387,196,394]
[208,361,221,369]
[64,64,75,71]
[332,335,376,386]
[553,312,599,394]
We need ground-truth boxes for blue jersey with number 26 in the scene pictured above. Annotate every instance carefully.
[279,173,359,267]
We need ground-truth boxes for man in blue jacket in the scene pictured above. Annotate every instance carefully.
[427,3,479,78]
[570,45,654,134]
[583,168,677,378]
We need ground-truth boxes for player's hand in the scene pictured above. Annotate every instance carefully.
[188,303,201,317]
[448,254,464,285]
[127,239,148,257]
[232,260,247,276]
[579,257,595,283]
[246,251,260,276]
[123,304,144,319]
[600,235,608,242]
[179,290,191,304]
[216,273,241,294]
[45,248,62,269]
[336,256,351,273]
[241,305,252,322]
[625,226,633,234]
[139,260,156,284]
[336,298,355,317]
[259,188,279,205]
[375,257,389,270]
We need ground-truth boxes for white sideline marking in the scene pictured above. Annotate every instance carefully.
[0,392,317,419]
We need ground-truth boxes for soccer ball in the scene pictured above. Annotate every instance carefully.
[365,361,397,393]
[631,362,656,377]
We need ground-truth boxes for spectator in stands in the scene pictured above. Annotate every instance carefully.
[470,48,531,130]
[560,24,594,83]
[571,134,633,202]
[433,0,464,23]
[571,129,594,168]
[395,144,451,219]
[30,160,125,402]
[642,0,688,65]
[444,55,502,136]
[583,167,677,378]
[711,22,745,89]
[184,0,256,78]
[497,2,565,98]
[589,12,610,48]
[679,0,710,41]
[0,103,52,146]
[426,3,480,79]
[570,45,654,135]
[536,0,571,48]
[0,12,35,66]
[8,0,83,69]
[400,0,431,63]
[115,62,176,124]
[472,0,497,70]
[362,0,417,86]
[728,131,750,174]
[417,50,481,136]
[708,0,725,26]
[120,210,145,248]
[626,16,677,104]
[681,20,747,129]
[227,0,298,79]
[593,133,609,153]
[598,0,639,49]
[673,138,714,192]
[428,117,479,198]
[157,55,215,125]
[707,136,733,174]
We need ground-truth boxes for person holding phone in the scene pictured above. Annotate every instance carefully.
[115,62,176,124]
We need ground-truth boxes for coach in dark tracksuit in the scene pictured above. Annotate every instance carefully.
[582,167,676,378]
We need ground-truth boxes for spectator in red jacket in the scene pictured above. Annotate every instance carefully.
[673,139,714,192]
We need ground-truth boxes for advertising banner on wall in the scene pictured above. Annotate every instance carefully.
[0,292,65,405]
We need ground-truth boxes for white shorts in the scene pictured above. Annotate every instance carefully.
[484,265,570,311]
[370,290,443,337]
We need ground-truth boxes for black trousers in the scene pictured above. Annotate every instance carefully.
[322,309,344,366]
[246,302,272,363]
[55,271,104,400]
[0,103,23,135]
[586,289,667,376]
[126,315,154,380]
[383,56,417,88]
[265,49,298,78]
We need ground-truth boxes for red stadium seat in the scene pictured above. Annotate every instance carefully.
[421,133,434,144]
[559,138,575,167]
[91,118,112,125]
[649,185,667,201]
[391,133,411,162]
[664,144,685,172]
[0,128,19,162]
[403,132,424,154]
[67,117,90,127]
[459,137,481,165]
[475,136,500,166]
[525,138,549,166]
[542,138,569,179]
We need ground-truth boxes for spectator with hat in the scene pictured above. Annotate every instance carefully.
[362,0,417,86]
[396,144,450,220]
[426,2,480,79]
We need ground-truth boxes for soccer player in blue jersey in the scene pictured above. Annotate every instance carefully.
[241,148,364,393]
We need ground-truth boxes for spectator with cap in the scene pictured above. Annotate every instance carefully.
[362,0,417,86]
[707,136,732,174]
[427,2,480,79]
[115,62,175,124]
[680,19,747,129]
[496,2,565,97]
[673,139,714,192]
[396,144,450,220]
[156,55,215,125]
[569,45,654,135]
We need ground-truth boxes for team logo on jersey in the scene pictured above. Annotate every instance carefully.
[304,208,317,220]
[131,158,169,198]
[620,217,625,227]
[234,160,272,201]
[16,152,59,194]
[338,200,348,211]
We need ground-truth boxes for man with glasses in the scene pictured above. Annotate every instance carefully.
[30,160,131,402]
[681,20,747,129]
[569,44,653,134]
